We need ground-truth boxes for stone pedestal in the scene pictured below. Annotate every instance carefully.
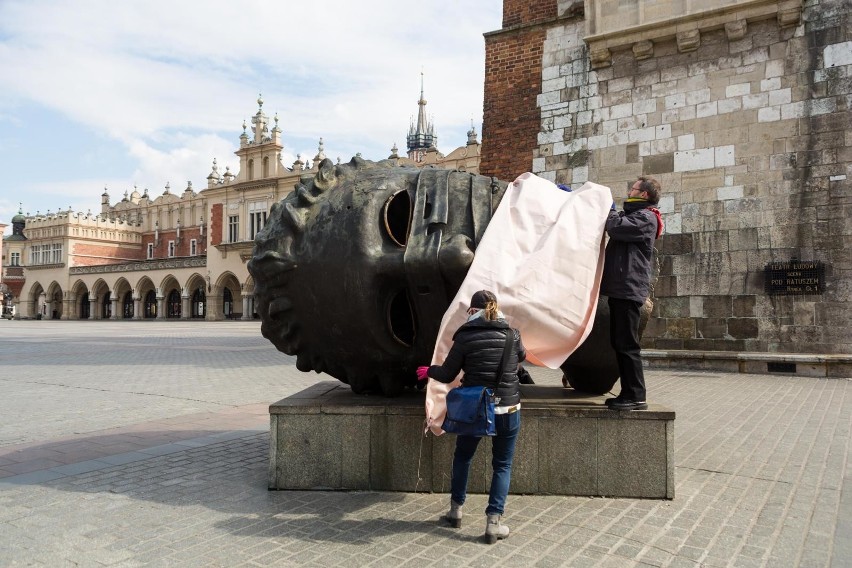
[269,382,675,498]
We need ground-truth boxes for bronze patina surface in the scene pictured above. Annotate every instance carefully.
[249,158,648,395]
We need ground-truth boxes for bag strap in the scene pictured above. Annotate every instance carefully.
[494,330,514,388]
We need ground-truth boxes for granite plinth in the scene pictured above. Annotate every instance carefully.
[269,381,675,498]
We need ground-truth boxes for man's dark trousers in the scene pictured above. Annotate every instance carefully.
[608,296,646,401]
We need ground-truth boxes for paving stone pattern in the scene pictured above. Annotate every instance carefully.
[0,320,849,567]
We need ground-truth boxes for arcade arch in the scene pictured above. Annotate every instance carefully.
[45,281,64,320]
[185,273,207,319]
[26,282,45,319]
[215,272,243,320]
[160,275,182,319]
[90,279,110,320]
[243,275,256,320]
[135,276,157,319]
[70,279,90,320]
[113,277,133,319]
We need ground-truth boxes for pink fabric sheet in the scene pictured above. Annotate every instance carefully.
[425,173,612,434]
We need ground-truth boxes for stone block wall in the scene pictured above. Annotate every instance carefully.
[483,0,851,354]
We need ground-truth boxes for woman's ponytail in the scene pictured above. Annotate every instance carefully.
[484,300,499,321]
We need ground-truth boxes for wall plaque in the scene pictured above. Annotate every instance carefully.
[764,261,825,295]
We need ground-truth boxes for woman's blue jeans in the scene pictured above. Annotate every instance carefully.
[450,410,521,515]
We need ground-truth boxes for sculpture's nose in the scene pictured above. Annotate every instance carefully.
[439,233,476,291]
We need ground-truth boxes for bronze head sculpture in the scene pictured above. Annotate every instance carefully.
[248,157,649,396]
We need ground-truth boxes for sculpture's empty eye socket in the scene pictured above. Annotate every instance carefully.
[383,190,412,247]
[387,289,416,347]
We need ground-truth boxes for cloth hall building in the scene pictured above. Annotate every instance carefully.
[1,94,482,321]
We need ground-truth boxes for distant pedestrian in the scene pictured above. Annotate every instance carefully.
[419,290,525,543]
[601,176,663,411]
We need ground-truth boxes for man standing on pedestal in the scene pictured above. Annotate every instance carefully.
[601,176,663,411]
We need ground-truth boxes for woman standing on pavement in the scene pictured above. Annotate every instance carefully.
[419,290,525,544]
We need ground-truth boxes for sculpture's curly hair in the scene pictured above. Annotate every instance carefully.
[248,156,400,393]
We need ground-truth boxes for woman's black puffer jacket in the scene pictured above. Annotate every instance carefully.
[427,317,526,406]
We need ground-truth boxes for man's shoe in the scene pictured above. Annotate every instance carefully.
[604,395,623,407]
[609,399,648,410]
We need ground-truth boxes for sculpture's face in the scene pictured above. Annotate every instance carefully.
[248,157,507,394]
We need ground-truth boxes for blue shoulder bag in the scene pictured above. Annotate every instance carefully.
[442,330,513,437]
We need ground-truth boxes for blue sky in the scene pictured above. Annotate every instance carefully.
[0,1,503,232]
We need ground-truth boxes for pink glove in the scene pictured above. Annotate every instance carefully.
[416,366,429,381]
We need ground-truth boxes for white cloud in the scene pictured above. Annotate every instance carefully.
[0,0,502,226]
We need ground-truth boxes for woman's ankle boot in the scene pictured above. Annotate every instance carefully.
[484,514,510,544]
[444,500,463,528]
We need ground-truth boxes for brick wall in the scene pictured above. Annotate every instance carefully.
[526,0,852,354]
[210,204,223,246]
[502,0,556,28]
[141,228,206,259]
[71,242,145,266]
[482,26,548,181]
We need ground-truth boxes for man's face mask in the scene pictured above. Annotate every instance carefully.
[248,157,507,395]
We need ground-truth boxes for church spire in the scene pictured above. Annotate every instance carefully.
[407,72,438,161]
[416,72,428,135]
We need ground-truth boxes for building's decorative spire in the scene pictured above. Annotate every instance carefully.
[163,182,171,195]
[251,93,269,143]
[407,72,437,161]
[240,119,248,146]
[11,204,26,234]
[207,158,220,181]
[467,120,478,145]
[389,142,399,159]
[313,137,326,163]
[417,72,427,132]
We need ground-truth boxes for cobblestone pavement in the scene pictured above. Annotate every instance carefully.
[0,320,849,567]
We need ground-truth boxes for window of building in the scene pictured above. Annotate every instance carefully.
[228,215,239,242]
[168,240,175,258]
[52,244,62,264]
[10,252,20,266]
[147,243,154,259]
[249,201,268,240]
[190,239,197,256]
